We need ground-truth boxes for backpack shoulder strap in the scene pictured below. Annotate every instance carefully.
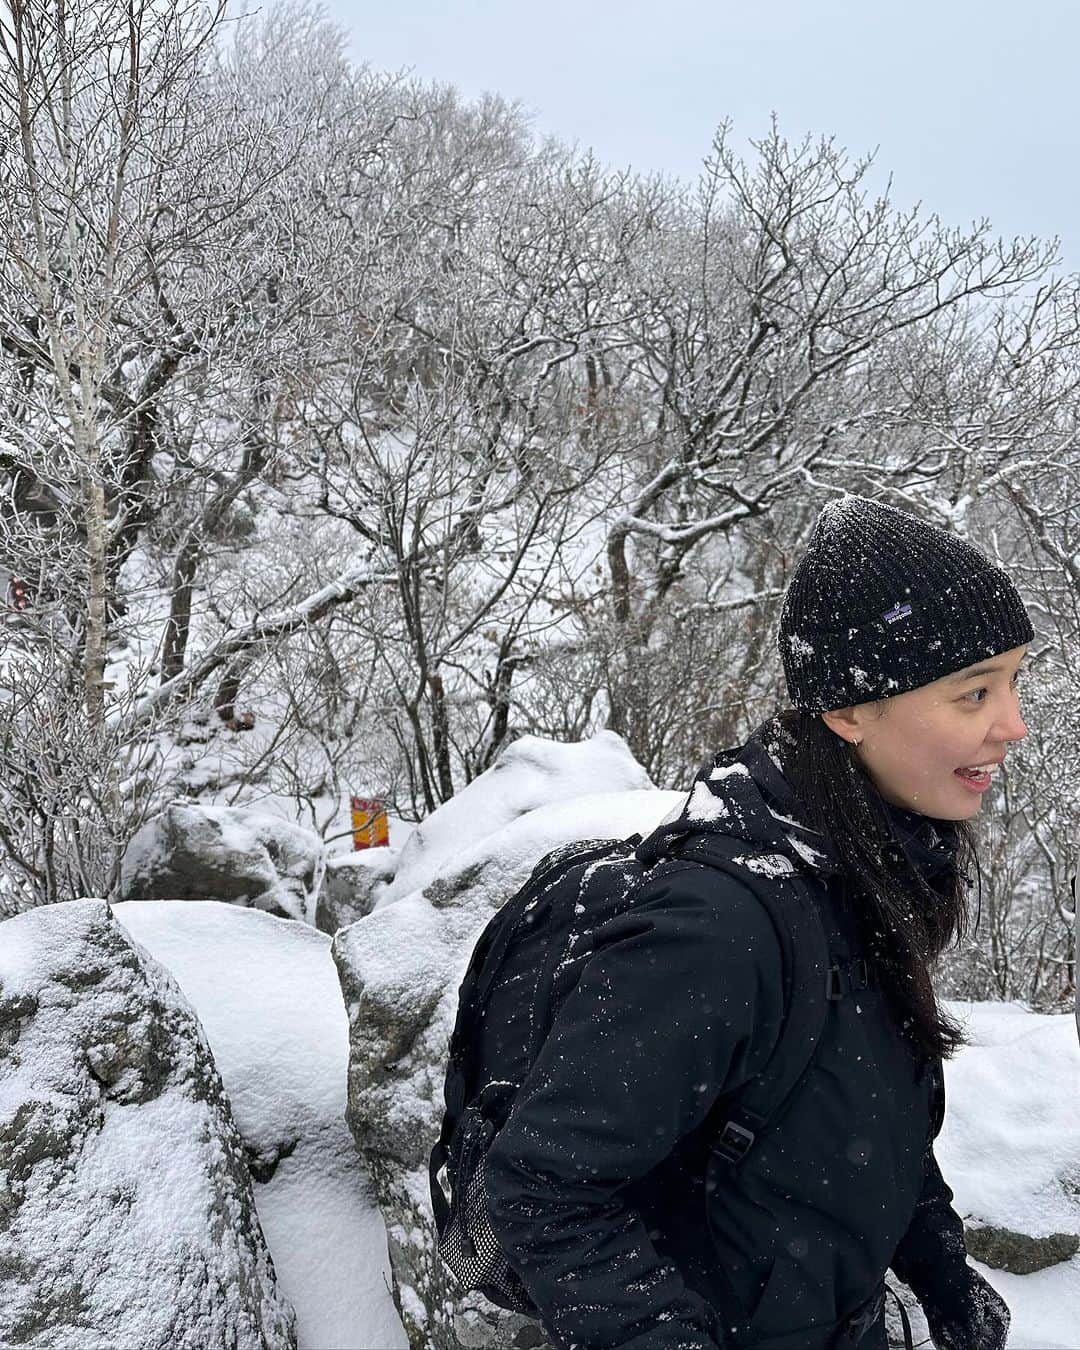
[429,835,641,1230]
[655,836,834,1349]
[670,835,832,1168]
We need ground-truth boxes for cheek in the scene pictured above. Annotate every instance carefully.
[885,713,962,773]
[927,720,978,770]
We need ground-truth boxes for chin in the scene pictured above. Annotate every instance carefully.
[939,797,983,822]
[898,789,981,822]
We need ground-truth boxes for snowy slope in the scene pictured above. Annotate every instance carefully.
[114,901,407,1350]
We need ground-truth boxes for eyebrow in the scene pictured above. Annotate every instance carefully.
[950,660,1022,682]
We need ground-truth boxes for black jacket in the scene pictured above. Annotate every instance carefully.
[484,718,997,1350]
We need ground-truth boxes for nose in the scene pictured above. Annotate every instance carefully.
[998,698,1028,744]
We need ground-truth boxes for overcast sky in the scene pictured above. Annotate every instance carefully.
[319,0,1078,273]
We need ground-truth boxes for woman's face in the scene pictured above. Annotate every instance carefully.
[821,644,1030,820]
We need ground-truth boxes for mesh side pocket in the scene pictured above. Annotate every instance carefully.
[435,1104,534,1315]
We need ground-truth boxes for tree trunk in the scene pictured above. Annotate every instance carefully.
[481,651,521,773]
[161,536,200,683]
[81,447,109,727]
[214,656,254,730]
[428,673,454,803]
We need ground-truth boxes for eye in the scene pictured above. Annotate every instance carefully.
[963,671,1022,705]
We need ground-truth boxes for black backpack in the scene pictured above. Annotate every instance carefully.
[428,824,873,1338]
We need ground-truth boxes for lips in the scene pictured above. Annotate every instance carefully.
[954,763,997,793]
[955,760,1003,775]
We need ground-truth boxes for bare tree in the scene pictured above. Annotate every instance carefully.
[0,0,1073,1014]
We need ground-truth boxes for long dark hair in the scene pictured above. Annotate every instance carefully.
[772,707,976,1065]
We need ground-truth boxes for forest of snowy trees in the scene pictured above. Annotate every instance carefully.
[0,0,1076,1007]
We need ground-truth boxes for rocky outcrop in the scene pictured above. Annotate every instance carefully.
[334,888,546,1350]
[376,731,655,910]
[316,851,397,935]
[120,802,325,922]
[962,1223,1079,1274]
[935,1002,1080,1292]
[332,730,678,1350]
[0,898,296,1350]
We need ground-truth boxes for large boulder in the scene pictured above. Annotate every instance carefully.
[937,1001,1080,1254]
[376,731,653,909]
[332,730,679,1350]
[120,803,325,922]
[0,898,296,1350]
[115,899,407,1350]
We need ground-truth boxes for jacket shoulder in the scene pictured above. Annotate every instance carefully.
[591,856,790,983]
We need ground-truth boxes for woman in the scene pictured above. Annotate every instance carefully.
[484,496,1024,1350]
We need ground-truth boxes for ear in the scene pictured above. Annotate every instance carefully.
[820,706,861,743]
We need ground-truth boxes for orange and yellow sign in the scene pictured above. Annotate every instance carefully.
[350,796,389,850]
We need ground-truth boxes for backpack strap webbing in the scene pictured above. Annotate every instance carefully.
[670,833,832,1169]
[662,834,835,1346]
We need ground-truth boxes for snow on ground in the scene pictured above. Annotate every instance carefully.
[940,999,1080,1350]
[996,1258,1080,1350]
[114,901,407,1350]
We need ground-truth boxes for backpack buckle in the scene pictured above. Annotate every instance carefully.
[827,958,870,999]
[714,1118,756,1164]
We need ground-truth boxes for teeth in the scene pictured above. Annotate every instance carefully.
[959,764,998,774]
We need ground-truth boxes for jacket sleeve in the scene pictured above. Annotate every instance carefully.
[889,1063,1010,1350]
[483,865,785,1350]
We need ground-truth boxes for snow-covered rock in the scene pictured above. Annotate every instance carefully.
[0,898,296,1350]
[377,730,653,909]
[332,732,679,1349]
[941,1002,1080,1238]
[881,1002,1080,1350]
[938,1001,1080,1279]
[120,802,326,923]
[115,899,407,1350]
[316,850,397,935]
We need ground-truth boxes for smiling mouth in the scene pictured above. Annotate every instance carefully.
[954,766,994,790]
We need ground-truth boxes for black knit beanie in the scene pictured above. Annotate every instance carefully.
[778,496,1034,714]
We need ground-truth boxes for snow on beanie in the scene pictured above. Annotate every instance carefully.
[777,496,1034,714]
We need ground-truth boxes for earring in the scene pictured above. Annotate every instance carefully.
[851,737,861,748]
